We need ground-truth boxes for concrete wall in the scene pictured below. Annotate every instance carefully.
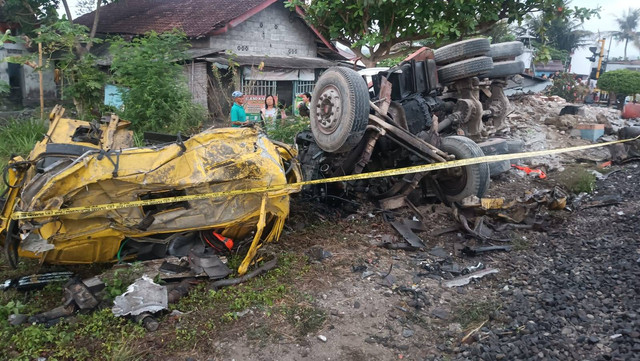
[183,61,208,108]
[0,43,57,106]
[208,1,317,58]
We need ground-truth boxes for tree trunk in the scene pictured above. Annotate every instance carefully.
[624,38,628,61]
[86,0,102,51]
[61,0,74,22]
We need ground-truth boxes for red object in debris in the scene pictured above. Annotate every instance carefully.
[598,160,612,169]
[201,230,234,252]
[622,103,640,119]
[511,165,547,179]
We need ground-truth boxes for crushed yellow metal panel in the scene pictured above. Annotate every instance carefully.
[1,106,301,273]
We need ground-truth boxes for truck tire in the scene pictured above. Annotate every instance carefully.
[437,56,494,84]
[488,41,524,61]
[436,136,490,202]
[434,38,491,65]
[483,60,524,79]
[310,67,370,153]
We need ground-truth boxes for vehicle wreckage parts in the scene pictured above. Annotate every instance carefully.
[487,41,525,61]
[484,60,525,79]
[485,79,510,130]
[434,38,491,65]
[448,77,485,139]
[311,67,370,152]
[434,136,490,201]
[437,56,494,84]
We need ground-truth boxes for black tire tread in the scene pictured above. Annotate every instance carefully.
[439,136,490,201]
[434,38,491,65]
[488,41,524,61]
[484,60,524,79]
[437,57,494,84]
[310,67,369,153]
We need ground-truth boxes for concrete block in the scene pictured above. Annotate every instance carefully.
[576,123,604,142]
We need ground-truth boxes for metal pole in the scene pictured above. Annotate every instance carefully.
[596,38,605,79]
[38,42,44,120]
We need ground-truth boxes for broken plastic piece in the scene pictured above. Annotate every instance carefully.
[112,276,168,317]
[511,164,547,179]
[443,268,499,288]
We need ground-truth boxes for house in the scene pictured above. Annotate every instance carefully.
[76,0,347,120]
[0,8,57,108]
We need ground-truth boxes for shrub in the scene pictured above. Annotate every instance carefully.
[546,72,587,102]
[266,116,310,144]
[597,69,640,97]
[110,30,206,135]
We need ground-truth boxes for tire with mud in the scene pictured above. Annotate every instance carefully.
[483,60,525,79]
[310,67,370,153]
[436,136,490,202]
[437,56,494,84]
[434,38,491,65]
[488,41,525,61]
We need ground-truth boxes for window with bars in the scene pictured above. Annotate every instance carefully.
[294,80,315,95]
[242,80,277,96]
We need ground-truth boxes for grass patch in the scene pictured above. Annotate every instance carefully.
[283,304,326,336]
[0,117,48,162]
[452,300,501,329]
[555,165,597,194]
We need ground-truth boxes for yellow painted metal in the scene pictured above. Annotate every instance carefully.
[1,106,301,274]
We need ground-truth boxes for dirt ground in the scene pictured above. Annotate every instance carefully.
[1,96,639,361]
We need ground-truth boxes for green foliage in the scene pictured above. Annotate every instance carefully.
[6,20,107,119]
[267,116,310,144]
[0,117,48,161]
[546,72,587,102]
[0,0,59,37]
[597,69,640,96]
[288,0,598,66]
[110,30,206,135]
[486,20,517,44]
[453,300,501,329]
[0,80,9,95]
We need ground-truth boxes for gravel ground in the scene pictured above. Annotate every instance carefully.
[448,164,640,361]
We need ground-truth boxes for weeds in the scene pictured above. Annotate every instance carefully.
[556,165,597,194]
[0,117,48,161]
[453,300,501,329]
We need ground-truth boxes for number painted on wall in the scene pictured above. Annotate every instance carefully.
[237,45,249,52]
[287,48,298,55]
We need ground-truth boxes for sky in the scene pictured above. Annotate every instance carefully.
[59,0,639,72]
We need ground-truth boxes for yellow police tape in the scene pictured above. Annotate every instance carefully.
[10,135,640,220]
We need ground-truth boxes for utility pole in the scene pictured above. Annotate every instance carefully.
[595,38,605,79]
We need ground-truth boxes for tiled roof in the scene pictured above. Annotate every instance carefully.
[75,0,274,37]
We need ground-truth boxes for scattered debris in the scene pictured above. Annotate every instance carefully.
[306,246,333,262]
[512,164,547,179]
[112,276,168,317]
[318,335,327,342]
[0,271,74,291]
[390,219,426,249]
[443,268,499,288]
[461,245,512,257]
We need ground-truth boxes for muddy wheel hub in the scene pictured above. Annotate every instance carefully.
[315,85,342,135]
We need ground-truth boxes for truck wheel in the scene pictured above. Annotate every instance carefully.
[434,38,491,65]
[435,136,490,202]
[310,67,370,153]
[483,60,524,79]
[437,57,493,84]
[488,41,524,61]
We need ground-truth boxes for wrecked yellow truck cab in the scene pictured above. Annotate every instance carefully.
[0,106,301,274]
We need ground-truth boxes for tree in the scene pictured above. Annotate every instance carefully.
[288,0,598,67]
[613,8,640,61]
[0,0,59,37]
[597,69,640,100]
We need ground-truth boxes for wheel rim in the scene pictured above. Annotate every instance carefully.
[315,85,342,135]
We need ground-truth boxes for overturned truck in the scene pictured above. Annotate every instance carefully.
[298,39,524,205]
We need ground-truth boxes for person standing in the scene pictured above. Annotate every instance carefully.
[230,90,248,127]
[298,92,311,117]
[260,94,287,129]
